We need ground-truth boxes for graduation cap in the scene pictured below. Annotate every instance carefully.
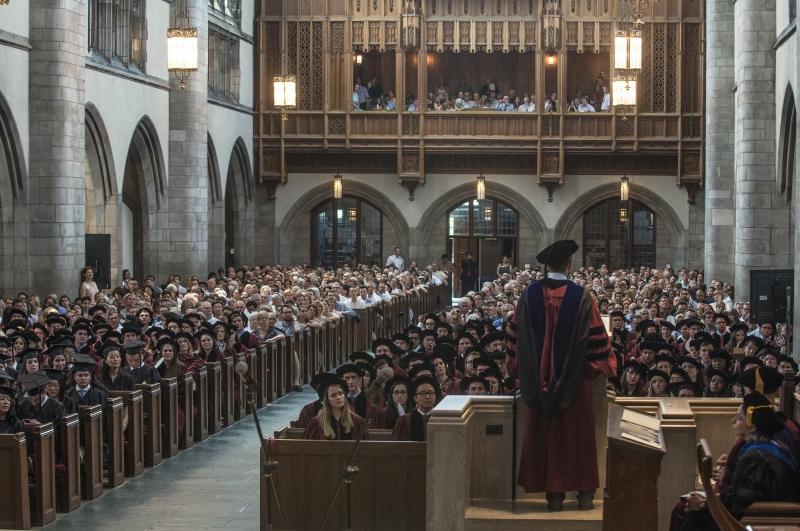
[120,323,143,337]
[418,330,436,341]
[43,368,67,387]
[411,375,440,395]
[740,356,764,371]
[72,353,97,373]
[87,304,107,317]
[122,341,146,356]
[336,363,363,378]
[654,353,675,366]
[690,334,715,350]
[536,239,579,266]
[659,320,677,332]
[459,375,488,394]
[349,351,374,366]
[371,337,402,357]
[741,335,765,350]
[777,354,799,372]
[668,381,702,397]
[704,368,731,385]
[92,322,112,334]
[639,340,667,353]
[390,333,411,347]
[399,352,426,369]
[635,320,657,335]
[373,353,394,369]
[738,366,783,394]
[15,348,40,363]
[646,368,669,382]
[3,319,29,333]
[17,371,51,394]
[71,322,92,336]
[478,331,505,352]
[679,356,703,372]
[670,366,690,382]
[315,376,349,401]
[434,322,453,335]
[101,343,123,359]
[156,337,179,353]
[676,318,702,329]
[0,373,17,399]
[408,363,435,380]
[430,346,453,366]
[730,323,750,335]
[743,391,784,437]
[621,360,647,379]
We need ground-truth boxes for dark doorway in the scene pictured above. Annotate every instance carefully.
[85,234,111,289]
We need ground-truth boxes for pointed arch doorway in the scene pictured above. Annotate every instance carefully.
[447,198,518,295]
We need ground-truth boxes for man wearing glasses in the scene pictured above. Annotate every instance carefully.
[392,376,439,441]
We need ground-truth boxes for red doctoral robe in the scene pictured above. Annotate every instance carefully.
[506,277,615,493]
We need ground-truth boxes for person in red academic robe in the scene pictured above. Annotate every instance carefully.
[505,240,616,512]
[392,376,439,441]
[304,377,369,440]
[294,371,338,428]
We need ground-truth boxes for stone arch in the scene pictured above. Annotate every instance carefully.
[414,180,548,267]
[84,103,119,288]
[554,182,685,268]
[122,116,166,279]
[224,137,255,267]
[278,179,410,265]
[0,89,29,293]
[207,133,224,271]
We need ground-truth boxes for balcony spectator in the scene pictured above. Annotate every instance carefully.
[405,91,415,107]
[385,91,397,111]
[367,76,383,108]
[479,78,499,97]
[352,85,361,111]
[593,72,607,106]
[354,78,369,110]
[578,96,597,112]
[454,92,467,110]
[600,86,611,111]
[497,95,516,112]
[466,94,480,109]
[567,98,578,112]
[545,92,559,112]
[426,91,435,110]
[518,95,536,112]
[435,78,449,102]
[407,99,419,112]
[455,76,474,94]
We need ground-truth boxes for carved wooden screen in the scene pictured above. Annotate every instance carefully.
[286,21,325,110]
[639,22,679,113]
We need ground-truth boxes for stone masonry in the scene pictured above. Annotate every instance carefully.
[163,0,210,280]
[733,0,791,298]
[27,0,87,296]
[704,0,735,283]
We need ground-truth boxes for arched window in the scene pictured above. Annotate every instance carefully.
[311,197,383,268]
[778,87,795,201]
[583,198,655,270]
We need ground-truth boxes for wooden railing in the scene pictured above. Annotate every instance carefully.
[0,284,449,528]
[261,110,702,147]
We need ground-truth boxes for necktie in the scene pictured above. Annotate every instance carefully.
[79,389,87,399]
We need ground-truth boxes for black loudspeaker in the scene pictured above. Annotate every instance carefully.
[85,234,111,290]
[749,269,793,323]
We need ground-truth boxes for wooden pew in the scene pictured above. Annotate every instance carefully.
[275,427,394,441]
[250,344,264,408]
[206,361,222,435]
[28,422,56,527]
[160,377,179,458]
[263,439,426,530]
[178,373,195,449]
[136,383,162,467]
[254,343,269,406]
[265,341,277,403]
[109,390,145,478]
[194,366,209,442]
[104,396,125,488]
[280,335,291,398]
[233,352,247,420]
[220,356,235,427]
[78,404,103,500]
[55,413,81,513]
[0,432,30,529]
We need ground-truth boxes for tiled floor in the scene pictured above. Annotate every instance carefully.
[45,387,315,530]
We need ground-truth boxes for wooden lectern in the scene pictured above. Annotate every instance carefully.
[604,403,666,531]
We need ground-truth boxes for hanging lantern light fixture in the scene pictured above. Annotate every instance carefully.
[333,173,343,199]
[167,0,198,90]
[619,175,630,223]
[476,173,486,200]
[273,75,297,121]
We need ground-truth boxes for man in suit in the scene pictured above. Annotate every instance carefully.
[460,251,479,296]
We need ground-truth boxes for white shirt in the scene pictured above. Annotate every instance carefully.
[601,93,611,111]
[577,103,596,112]
[386,254,405,271]
[547,272,568,280]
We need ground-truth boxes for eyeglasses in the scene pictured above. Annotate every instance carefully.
[416,391,435,397]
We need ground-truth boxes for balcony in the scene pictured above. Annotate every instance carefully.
[257,110,703,153]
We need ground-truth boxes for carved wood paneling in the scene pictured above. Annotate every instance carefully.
[666,23,677,113]
[639,24,652,112]
[682,23,702,113]
[652,23,665,112]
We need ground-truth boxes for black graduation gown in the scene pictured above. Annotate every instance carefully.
[349,392,368,418]
[101,371,135,391]
[124,364,162,385]
[0,414,23,434]
[303,413,368,440]
[17,396,66,425]
[63,386,107,414]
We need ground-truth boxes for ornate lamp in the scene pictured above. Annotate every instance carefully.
[476,174,486,200]
[333,173,343,199]
[167,0,198,90]
[273,75,297,121]
[619,175,630,223]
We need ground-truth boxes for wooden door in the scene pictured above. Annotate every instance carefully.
[451,237,478,297]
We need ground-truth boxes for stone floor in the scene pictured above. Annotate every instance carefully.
[45,387,315,530]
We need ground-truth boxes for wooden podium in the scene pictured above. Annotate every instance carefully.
[604,402,666,531]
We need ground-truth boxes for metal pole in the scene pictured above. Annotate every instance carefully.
[511,391,518,503]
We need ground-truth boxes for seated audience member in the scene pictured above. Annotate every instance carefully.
[304,376,369,440]
[0,375,23,433]
[123,341,161,385]
[393,376,440,441]
[100,343,135,391]
[577,97,596,112]
[64,354,107,413]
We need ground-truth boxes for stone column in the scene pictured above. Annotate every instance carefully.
[733,0,786,298]
[704,0,735,282]
[28,0,87,297]
[164,0,209,280]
